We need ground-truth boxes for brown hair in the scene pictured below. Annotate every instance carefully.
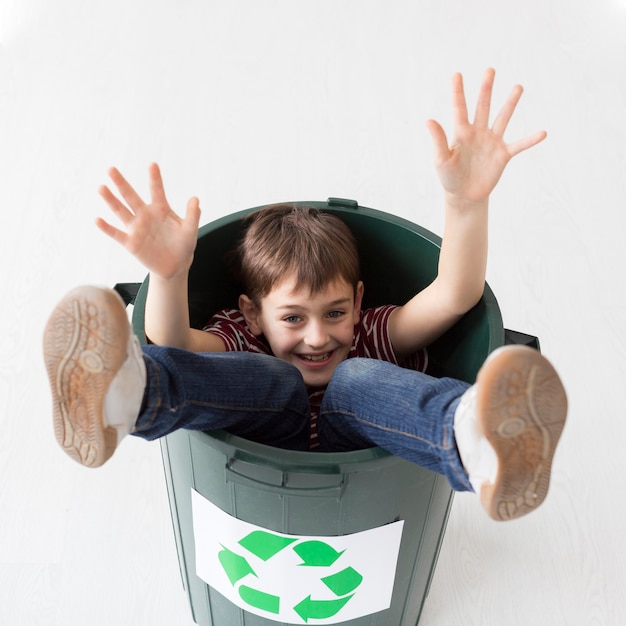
[235,204,360,305]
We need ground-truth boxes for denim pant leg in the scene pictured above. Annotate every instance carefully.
[318,358,473,491]
[133,346,311,451]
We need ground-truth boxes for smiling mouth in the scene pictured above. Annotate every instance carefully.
[298,352,333,363]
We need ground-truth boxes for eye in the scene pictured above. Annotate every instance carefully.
[327,310,345,319]
[283,315,302,324]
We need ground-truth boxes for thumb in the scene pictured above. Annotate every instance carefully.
[425,119,450,167]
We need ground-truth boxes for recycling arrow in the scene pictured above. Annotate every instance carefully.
[293,594,354,623]
[239,584,280,614]
[238,530,297,561]
[321,567,363,596]
[218,545,256,585]
[293,540,345,567]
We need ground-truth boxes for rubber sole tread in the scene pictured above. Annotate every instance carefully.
[43,286,129,467]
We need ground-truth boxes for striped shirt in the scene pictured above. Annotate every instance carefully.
[203,305,428,448]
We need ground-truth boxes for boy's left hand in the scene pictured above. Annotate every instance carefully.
[426,68,546,204]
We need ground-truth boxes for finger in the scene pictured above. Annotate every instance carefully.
[492,84,524,136]
[95,216,129,247]
[473,67,495,128]
[184,196,202,232]
[98,184,135,225]
[425,119,451,167]
[451,72,469,127]
[107,166,146,211]
[507,130,548,158]
[148,162,169,206]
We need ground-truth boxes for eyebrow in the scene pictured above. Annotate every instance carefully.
[276,297,352,311]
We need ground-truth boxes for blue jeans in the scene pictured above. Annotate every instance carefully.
[134,347,472,491]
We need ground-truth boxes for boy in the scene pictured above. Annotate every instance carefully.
[44,69,567,521]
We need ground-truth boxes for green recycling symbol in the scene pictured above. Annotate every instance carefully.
[218,529,364,622]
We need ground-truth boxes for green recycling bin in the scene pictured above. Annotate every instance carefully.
[129,199,505,625]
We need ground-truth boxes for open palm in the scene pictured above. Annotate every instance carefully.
[96,163,201,279]
[427,68,547,203]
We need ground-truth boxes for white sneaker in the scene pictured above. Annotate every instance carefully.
[43,286,146,467]
[454,345,567,521]
[454,385,499,494]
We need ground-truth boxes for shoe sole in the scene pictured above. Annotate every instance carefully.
[476,346,567,521]
[43,286,129,467]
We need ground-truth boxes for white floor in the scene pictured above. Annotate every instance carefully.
[1,1,625,624]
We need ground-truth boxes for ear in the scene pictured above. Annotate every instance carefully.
[353,281,364,324]
[239,294,263,336]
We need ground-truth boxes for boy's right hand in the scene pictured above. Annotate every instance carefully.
[96,163,201,279]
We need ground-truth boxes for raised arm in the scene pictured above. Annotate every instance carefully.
[96,163,225,352]
[389,68,547,357]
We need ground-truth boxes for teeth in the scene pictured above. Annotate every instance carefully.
[300,353,331,362]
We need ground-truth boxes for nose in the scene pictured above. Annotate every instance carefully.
[303,320,329,349]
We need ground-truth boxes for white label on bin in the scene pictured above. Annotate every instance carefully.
[191,489,404,624]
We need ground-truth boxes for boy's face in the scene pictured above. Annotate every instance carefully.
[240,275,364,387]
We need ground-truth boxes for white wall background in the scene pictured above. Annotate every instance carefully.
[1,1,625,624]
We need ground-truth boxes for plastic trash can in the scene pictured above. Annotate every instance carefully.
[128,199,507,626]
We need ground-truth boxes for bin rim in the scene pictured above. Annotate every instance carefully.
[197,200,442,245]
[193,200,503,353]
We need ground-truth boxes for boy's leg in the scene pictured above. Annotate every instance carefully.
[318,350,567,521]
[137,347,310,449]
[318,358,472,490]
[44,286,310,468]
